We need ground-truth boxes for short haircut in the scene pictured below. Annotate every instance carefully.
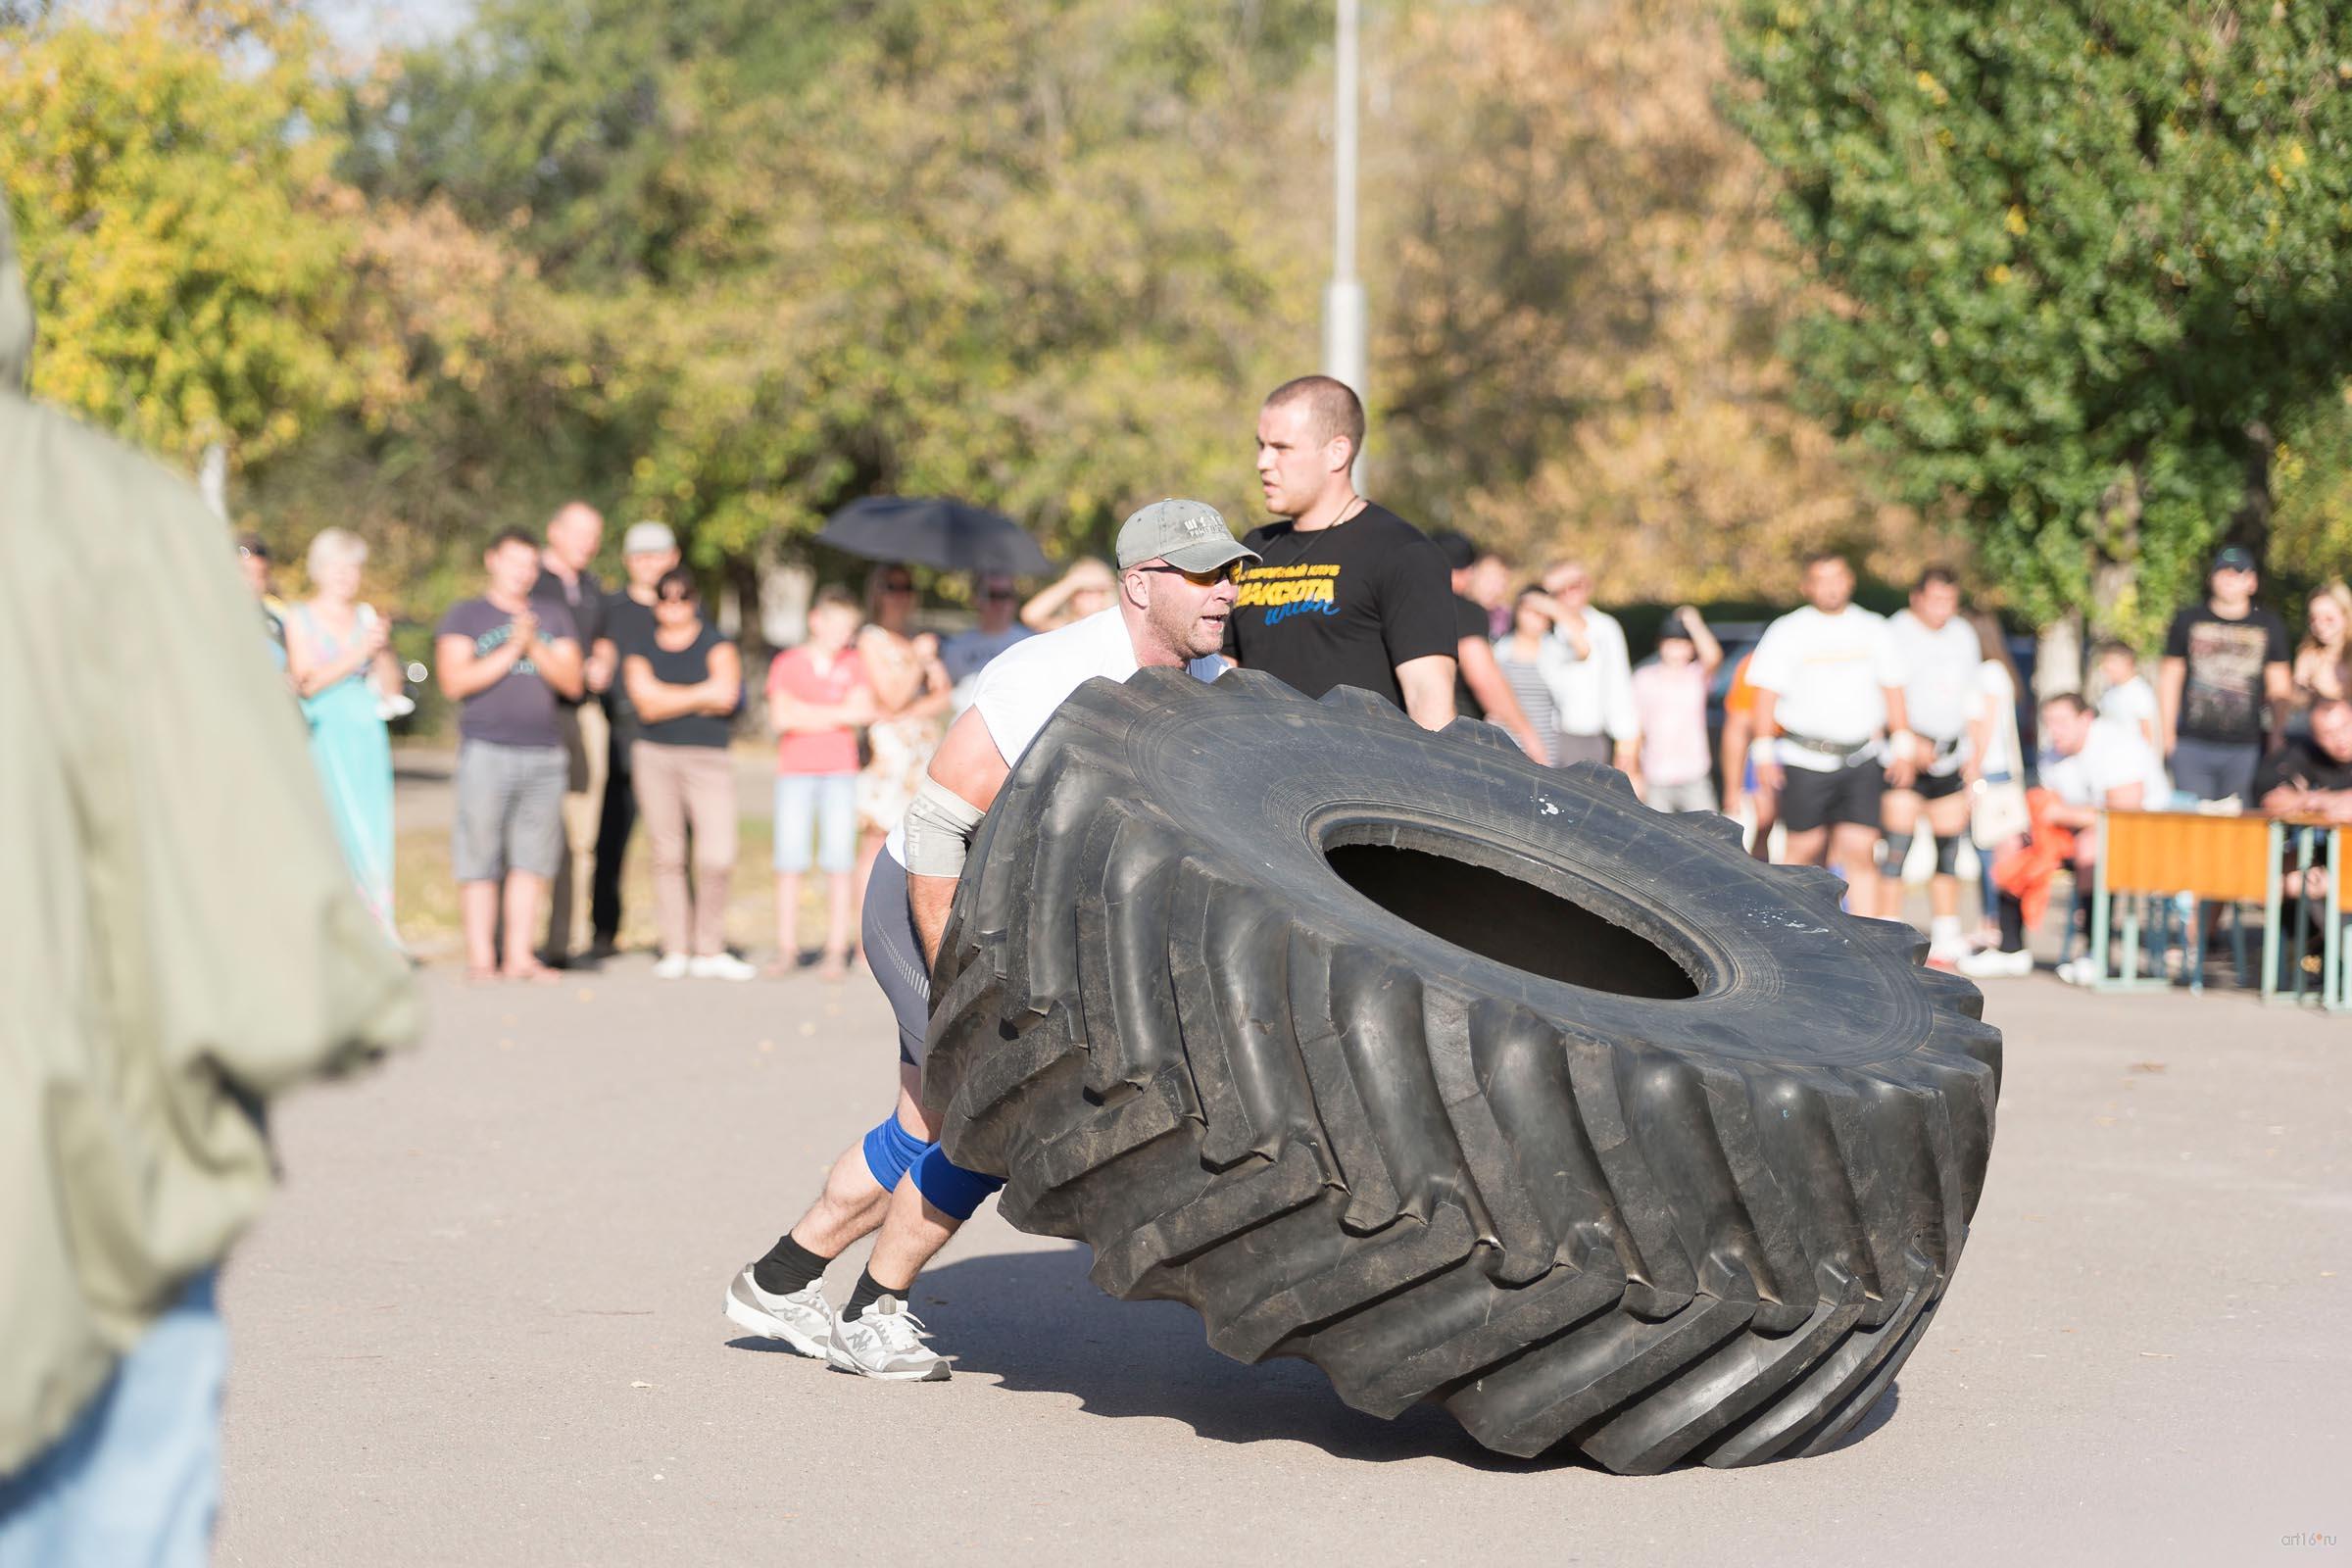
[1915,565,1959,593]
[1803,549,1850,573]
[1263,374,1366,456]
[655,566,698,601]
[811,585,860,615]
[2040,692,2092,718]
[489,526,538,555]
[2093,639,2136,664]
[1431,529,1478,572]
[306,527,366,579]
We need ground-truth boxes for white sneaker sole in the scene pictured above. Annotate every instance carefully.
[722,1284,829,1358]
[825,1344,951,1382]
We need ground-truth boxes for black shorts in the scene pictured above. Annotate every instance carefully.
[1889,768,1967,803]
[860,850,931,1067]
[1779,760,1886,833]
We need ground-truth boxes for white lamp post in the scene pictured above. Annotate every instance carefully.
[1323,0,1366,476]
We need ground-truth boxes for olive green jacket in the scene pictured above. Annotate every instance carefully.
[0,200,420,1472]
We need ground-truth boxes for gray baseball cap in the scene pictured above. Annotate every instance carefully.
[621,520,677,556]
[1114,498,1259,573]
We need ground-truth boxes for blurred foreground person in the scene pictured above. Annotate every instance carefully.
[0,200,419,1566]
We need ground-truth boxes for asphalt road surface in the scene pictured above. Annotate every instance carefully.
[216,959,2348,1565]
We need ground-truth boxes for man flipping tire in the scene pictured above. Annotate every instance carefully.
[723,500,1252,1379]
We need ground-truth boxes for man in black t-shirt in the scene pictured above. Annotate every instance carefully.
[1433,528,1546,758]
[2160,546,2291,804]
[1224,376,1457,725]
[532,501,610,965]
[587,520,681,956]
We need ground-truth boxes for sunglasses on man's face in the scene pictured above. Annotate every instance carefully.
[657,593,695,607]
[982,587,1018,602]
[881,580,915,595]
[1139,562,1243,587]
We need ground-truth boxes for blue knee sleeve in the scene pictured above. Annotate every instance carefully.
[1933,834,1963,876]
[860,1114,929,1191]
[910,1145,1004,1221]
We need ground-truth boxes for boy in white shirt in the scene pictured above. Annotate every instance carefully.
[2095,641,2163,753]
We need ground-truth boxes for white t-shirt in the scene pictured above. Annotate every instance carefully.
[1747,605,1907,766]
[1888,610,1984,758]
[1544,610,1639,742]
[2044,719,2161,810]
[2097,675,2160,742]
[885,608,1226,860]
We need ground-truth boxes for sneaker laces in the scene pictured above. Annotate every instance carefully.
[859,1303,933,1353]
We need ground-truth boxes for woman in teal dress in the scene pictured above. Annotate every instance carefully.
[284,528,399,935]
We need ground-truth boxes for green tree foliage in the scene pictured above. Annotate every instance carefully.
[0,1,401,466]
[2271,384,2352,588]
[1369,0,1944,601]
[1724,0,2352,640]
[354,0,1329,566]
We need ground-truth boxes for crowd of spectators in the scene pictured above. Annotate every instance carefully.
[232,447,2351,997]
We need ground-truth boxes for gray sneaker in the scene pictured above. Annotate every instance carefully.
[826,1296,951,1382]
[723,1265,831,1358]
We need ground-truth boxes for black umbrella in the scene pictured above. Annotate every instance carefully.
[818,496,1052,576]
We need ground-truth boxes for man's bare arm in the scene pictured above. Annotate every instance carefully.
[2266,660,2293,748]
[1395,654,1458,731]
[906,706,1012,965]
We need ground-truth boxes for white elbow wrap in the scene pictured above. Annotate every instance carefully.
[901,775,987,878]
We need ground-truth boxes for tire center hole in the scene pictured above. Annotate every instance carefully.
[1323,841,1698,1000]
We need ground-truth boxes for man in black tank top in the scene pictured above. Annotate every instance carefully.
[1223,375,1458,725]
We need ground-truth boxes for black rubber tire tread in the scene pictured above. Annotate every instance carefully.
[922,668,2000,1473]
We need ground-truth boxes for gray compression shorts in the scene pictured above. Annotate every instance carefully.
[861,850,931,1066]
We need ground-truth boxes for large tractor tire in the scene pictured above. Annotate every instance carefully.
[922,668,2000,1473]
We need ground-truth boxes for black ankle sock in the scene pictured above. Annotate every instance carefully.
[844,1267,894,1322]
[752,1234,829,1297]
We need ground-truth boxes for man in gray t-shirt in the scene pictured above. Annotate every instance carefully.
[433,528,583,981]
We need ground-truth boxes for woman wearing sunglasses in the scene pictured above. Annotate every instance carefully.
[622,568,752,980]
